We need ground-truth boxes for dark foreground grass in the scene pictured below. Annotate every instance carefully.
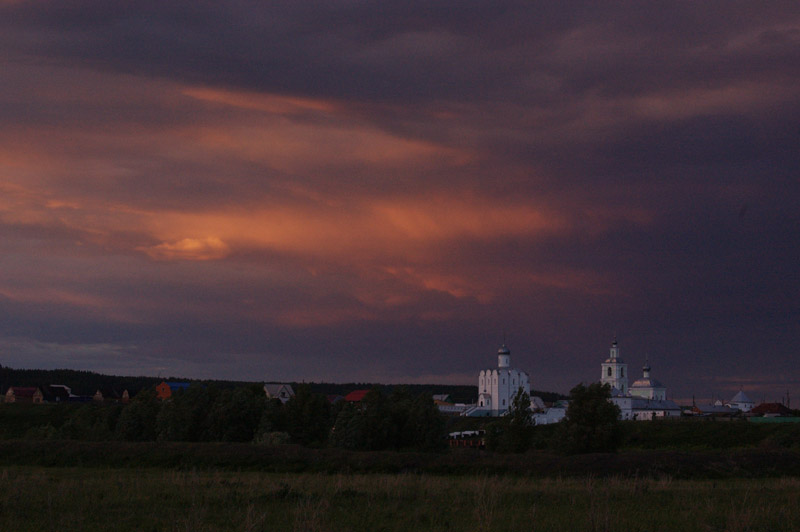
[2,466,800,531]
[3,440,800,479]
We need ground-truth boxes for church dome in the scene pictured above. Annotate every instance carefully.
[498,345,510,355]
[631,377,663,388]
[604,357,625,363]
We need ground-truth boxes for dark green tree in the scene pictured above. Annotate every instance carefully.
[115,389,161,441]
[555,382,621,454]
[58,404,120,441]
[284,384,331,446]
[205,385,265,442]
[330,388,446,451]
[505,387,534,452]
[330,402,366,450]
[330,388,392,451]
[404,392,447,451]
[255,397,289,441]
[484,387,533,453]
[155,384,212,441]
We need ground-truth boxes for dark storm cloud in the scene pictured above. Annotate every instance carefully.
[3,2,794,104]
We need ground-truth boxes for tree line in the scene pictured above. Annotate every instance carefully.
[12,383,448,452]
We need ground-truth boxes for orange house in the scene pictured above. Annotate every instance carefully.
[156,381,190,400]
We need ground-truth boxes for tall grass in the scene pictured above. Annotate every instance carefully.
[2,467,800,531]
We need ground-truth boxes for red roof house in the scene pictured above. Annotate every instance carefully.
[344,389,370,403]
[750,403,793,417]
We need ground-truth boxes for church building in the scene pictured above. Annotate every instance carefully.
[600,338,628,395]
[475,344,531,416]
[600,339,681,420]
[629,359,666,400]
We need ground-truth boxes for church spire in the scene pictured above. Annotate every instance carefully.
[609,337,620,359]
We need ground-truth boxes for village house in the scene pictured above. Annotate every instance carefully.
[690,403,739,417]
[344,389,370,403]
[93,388,131,404]
[155,381,190,400]
[749,402,793,417]
[264,383,295,404]
[4,387,44,404]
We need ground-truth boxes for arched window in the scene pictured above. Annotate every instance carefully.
[621,368,624,377]
[607,367,612,377]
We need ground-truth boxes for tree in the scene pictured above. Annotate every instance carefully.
[155,384,212,441]
[205,385,264,442]
[555,382,621,454]
[404,392,447,451]
[284,384,331,446]
[330,387,447,452]
[330,402,366,450]
[115,389,161,441]
[485,387,533,453]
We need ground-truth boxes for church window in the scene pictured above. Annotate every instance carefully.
[502,378,505,384]
[607,367,612,377]
[502,399,506,406]
[621,368,624,377]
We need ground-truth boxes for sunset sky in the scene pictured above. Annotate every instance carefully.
[1,1,798,403]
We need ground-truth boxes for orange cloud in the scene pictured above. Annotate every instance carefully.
[138,193,569,261]
[183,86,340,115]
[142,237,231,261]
[631,82,796,121]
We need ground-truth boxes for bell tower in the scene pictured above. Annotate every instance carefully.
[600,337,628,395]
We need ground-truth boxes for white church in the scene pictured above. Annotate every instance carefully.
[459,338,681,421]
[600,338,681,420]
[467,344,531,416]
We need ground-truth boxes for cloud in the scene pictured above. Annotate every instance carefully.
[0,1,798,402]
[142,237,231,261]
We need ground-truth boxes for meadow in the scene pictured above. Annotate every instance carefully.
[3,466,800,531]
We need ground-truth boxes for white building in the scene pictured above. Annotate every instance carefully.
[264,383,294,404]
[629,359,666,400]
[726,390,755,412]
[533,401,568,425]
[611,396,682,420]
[474,344,531,416]
[600,339,681,420]
[600,338,628,395]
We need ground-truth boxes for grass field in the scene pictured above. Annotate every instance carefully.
[3,466,800,531]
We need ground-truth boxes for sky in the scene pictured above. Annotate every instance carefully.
[1,1,799,404]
